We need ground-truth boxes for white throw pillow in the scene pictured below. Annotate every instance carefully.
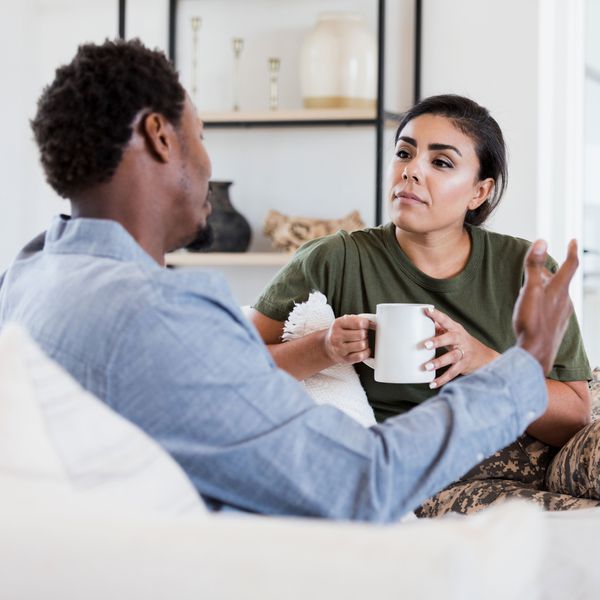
[0,324,205,516]
[282,291,376,427]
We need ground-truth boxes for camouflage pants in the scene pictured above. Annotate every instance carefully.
[416,420,600,517]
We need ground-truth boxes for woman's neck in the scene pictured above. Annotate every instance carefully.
[395,226,472,279]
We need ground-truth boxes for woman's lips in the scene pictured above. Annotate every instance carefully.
[394,191,427,205]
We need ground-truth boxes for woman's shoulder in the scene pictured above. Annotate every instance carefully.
[474,226,531,252]
[295,224,391,260]
[473,227,558,270]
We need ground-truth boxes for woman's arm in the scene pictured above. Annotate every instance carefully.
[249,309,372,381]
[421,307,591,447]
[526,380,591,447]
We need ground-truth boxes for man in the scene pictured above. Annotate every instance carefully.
[0,39,579,521]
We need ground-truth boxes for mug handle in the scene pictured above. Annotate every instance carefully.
[358,313,376,369]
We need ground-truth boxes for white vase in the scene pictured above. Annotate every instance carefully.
[300,12,377,110]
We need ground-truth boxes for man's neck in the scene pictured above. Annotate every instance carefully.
[70,197,167,266]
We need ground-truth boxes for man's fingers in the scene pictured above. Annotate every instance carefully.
[523,239,548,288]
[549,239,579,294]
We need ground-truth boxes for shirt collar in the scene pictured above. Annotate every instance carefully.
[44,215,160,269]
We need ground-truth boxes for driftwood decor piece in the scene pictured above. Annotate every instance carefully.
[263,209,365,252]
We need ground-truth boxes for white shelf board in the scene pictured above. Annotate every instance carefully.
[202,108,376,123]
[166,251,292,267]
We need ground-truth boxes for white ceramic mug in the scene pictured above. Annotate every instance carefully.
[360,303,435,384]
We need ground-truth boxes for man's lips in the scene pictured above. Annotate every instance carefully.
[393,191,427,205]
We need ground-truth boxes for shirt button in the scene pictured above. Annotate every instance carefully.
[526,411,536,421]
[476,453,484,462]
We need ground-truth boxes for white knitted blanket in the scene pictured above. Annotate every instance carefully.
[282,292,376,427]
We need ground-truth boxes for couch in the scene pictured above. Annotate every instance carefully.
[1,324,600,600]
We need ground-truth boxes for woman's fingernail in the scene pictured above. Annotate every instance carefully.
[424,341,434,349]
[425,362,434,371]
[429,382,437,389]
[427,306,434,313]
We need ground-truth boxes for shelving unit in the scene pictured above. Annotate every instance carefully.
[168,0,395,226]
[118,0,422,270]
[120,0,421,225]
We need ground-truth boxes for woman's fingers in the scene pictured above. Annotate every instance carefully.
[424,331,460,350]
[430,363,463,389]
[423,346,464,373]
[325,314,372,363]
[426,307,458,330]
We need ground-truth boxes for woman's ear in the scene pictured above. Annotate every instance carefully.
[140,112,173,163]
[468,178,495,211]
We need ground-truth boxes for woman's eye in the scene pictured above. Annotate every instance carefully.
[396,149,410,159]
[433,158,453,168]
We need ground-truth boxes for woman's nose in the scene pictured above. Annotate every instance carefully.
[402,165,420,183]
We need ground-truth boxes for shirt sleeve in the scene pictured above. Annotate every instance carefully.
[109,271,548,523]
[252,232,346,322]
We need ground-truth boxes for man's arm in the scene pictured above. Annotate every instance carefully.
[115,239,576,522]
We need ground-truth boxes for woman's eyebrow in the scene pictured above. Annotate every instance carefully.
[397,135,417,147]
[397,136,462,157]
[428,143,462,156]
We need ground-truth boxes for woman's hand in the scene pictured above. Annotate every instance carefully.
[323,315,374,365]
[424,308,500,389]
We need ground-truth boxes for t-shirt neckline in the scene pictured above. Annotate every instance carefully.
[382,222,484,293]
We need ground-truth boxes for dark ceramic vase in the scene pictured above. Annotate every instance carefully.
[188,180,251,252]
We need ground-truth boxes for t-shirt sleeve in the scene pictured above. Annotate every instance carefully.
[252,233,346,322]
[541,256,591,381]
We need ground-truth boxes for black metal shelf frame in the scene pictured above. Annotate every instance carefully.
[119,0,422,225]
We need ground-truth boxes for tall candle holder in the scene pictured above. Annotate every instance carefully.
[268,57,281,111]
[232,37,244,112]
[190,16,202,102]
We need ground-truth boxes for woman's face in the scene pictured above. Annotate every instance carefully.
[387,114,493,235]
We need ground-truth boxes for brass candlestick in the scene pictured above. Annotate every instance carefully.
[232,37,244,112]
[190,16,202,101]
[268,57,281,111]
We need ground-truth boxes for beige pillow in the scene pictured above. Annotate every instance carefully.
[0,324,205,516]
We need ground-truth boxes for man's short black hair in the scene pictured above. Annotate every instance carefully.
[31,38,186,198]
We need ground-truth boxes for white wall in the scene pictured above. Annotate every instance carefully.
[420,0,540,243]
[0,0,119,271]
[1,0,594,337]
[419,0,589,325]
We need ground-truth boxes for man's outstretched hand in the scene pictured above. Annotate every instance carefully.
[513,239,579,375]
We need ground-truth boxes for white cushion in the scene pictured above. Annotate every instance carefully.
[0,497,544,600]
[0,324,205,516]
[282,291,376,427]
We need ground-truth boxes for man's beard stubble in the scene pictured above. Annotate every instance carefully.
[185,222,214,251]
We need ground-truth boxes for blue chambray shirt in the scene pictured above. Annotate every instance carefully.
[0,216,548,522]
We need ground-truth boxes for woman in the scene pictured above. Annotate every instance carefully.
[250,94,599,515]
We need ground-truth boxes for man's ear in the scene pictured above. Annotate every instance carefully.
[468,177,495,211]
[140,112,173,163]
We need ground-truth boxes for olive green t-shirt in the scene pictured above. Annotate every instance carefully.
[254,223,592,422]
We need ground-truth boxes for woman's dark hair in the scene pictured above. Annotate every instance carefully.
[31,38,186,198]
[395,94,508,226]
